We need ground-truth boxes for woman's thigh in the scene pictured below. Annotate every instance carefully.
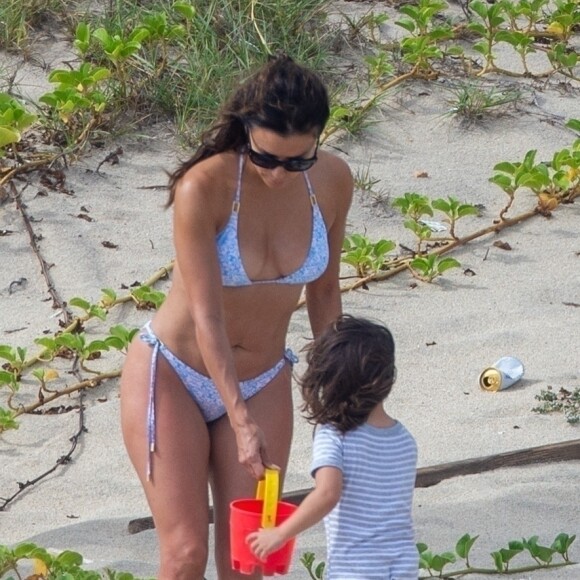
[120,336,211,548]
[208,363,294,577]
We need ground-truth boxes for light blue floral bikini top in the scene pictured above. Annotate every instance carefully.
[216,155,329,287]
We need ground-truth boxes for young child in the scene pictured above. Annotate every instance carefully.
[247,314,418,579]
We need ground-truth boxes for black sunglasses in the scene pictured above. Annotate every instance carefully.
[246,134,319,172]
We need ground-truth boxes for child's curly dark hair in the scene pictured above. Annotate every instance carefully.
[299,314,396,433]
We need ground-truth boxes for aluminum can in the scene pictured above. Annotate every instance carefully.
[479,356,524,391]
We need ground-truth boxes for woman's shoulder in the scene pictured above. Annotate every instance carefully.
[310,150,353,215]
[317,150,352,181]
[174,151,240,206]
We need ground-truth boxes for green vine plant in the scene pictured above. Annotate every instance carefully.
[0,261,171,436]
[301,532,576,579]
[334,119,580,294]
[468,0,510,75]
[409,254,461,283]
[0,94,37,153]
[342,234,397,278]
[490,133,580,220]
[340,191,474,283]
[502,0,548,35]
[38,62,112,147]
[395,0,458,79]
[466,0,580,79]
[0,542,154,580]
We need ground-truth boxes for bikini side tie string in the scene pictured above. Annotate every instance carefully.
[140,324,159,482]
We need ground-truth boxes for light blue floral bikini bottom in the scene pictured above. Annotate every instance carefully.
[139,321,298,479]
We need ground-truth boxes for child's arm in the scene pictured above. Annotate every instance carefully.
[246,465,342,559]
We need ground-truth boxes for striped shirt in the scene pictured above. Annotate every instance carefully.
[311,421,418,580]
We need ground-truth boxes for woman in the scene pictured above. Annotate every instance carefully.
[120,54,353,579]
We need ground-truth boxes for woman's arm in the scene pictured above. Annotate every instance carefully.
[172,160,268,478]
[246,466,343,558]
[305,155,353,337]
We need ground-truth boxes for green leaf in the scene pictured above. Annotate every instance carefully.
[410,257,429,275]
[92,28,111,45]
[522,149,538,169]
[14,543,39,558]
[535,545,555,563]
[446,45,464,56]
[431,552,456,572]
[86,340,110,355]
[551,532,575,556]
[91,67,112,82]
[0,406,19,430]
[489,174,513,191]
[437,257,460,273]
[429,28,453,41]
[314,561,325,578]
[173,2,196,20]
[129,27,150,44]
[419,549,434,568]
[76,22,90,44]
[395,18,417,33]
[55,550,84,567]
[104,336,124,350]
[69,297,91,311]
[432,198,451,213]
[35,337,58,350]
[491,550,504,571]
[508,540,524,551]
[470,0,489,21]
[0,370,16,385]
[100,288,117,301]
[373,239,396,256]
[456,533,479,559]
[472,40,489,56]
[56,333,84,351]
[467,22,487,36]
[0,126,20,147]
[0,345,15,362]
[457,204,479,217]
[566,118,580,134]
[495,30,518,45]
[417,542,429,554]
[499,547,523,563]
[493,161,517,174]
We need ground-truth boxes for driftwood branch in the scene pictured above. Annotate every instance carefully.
[127,438,580,534]
[12,182,72,324]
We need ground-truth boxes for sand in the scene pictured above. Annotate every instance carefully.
[1,1,579,578]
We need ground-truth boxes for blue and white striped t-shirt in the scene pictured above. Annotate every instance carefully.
[311,421,418,580]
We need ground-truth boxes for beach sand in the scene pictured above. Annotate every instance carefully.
[1,1,579,578]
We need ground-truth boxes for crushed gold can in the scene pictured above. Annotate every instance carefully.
[479,357,524,392]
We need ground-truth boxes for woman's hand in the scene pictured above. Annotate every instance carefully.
[234,418,270,480]
[246,528,285,560]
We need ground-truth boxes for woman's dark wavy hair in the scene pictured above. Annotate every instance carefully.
[165,53,330,207]
[299,314,397,433]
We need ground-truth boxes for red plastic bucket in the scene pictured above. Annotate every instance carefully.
[230,498,297,575]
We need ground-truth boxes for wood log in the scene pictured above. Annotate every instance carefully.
[127,438,580,534]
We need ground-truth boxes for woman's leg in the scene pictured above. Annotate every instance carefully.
[121,337,211,580]
[208,364,294,579]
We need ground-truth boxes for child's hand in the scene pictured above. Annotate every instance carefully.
[246,528,285,560]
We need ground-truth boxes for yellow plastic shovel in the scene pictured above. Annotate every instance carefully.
[256,467,279,528]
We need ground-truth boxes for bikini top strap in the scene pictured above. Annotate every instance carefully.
[303,171,318,206]
[233,153,244,213]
